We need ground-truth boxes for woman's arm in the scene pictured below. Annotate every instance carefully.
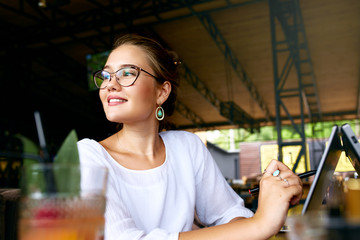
[179,160,303,240]
[179,217,266,240]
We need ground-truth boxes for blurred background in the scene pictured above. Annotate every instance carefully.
[0,0,359,189]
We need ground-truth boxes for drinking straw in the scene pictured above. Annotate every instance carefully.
[34,111,57,193]
[34,111,50,163]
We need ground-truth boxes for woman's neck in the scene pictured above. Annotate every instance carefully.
[100,121,166,170]
[116,126,162,157]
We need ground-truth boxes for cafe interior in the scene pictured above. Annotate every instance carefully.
[1,0,360,239]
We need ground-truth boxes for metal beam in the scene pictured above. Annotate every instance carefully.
[220,102,260,130]
[187,11,272,121]
[148,29,258,130]
[0,0,263,47]
[175,101,205,128]
[255,110,358,125]
[269,0,319,172]
[271,0,321,122]
[182,63,258,130]
[177,121,237,131]
[182,64,221,110]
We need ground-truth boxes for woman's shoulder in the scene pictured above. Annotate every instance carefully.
[77,138,107,157]
[160,130,201,140]
[160,130,205,150]
[77,138,101,149]
[77,138,111,166]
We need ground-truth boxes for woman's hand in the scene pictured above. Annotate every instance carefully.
[253,160,303,237]
[179,160,303,240]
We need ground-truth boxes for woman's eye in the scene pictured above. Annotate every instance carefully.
[121,69,136,77]
[124,71,133,76]
[102,72,111,80]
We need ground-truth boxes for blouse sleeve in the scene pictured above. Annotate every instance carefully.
[188,134,254,226]
[77,139,179,240]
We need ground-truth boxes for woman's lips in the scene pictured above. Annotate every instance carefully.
[109,99,126,103]
[107,96,127,106]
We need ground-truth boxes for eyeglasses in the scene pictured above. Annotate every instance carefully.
[93,65,158,89]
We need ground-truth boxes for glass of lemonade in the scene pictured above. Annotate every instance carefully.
[18,163,108,240]
[345,178,360,224]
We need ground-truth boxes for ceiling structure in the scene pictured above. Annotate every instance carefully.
[0,0,359,152]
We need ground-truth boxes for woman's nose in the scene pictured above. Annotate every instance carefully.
[106,76,122,90]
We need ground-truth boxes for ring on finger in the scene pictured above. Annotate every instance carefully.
[283,178,289,186]
[272,170,280,177]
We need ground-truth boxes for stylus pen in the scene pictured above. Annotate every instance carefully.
[248,170,317,195]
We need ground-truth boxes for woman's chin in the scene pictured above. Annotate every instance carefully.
[105,113,124,123]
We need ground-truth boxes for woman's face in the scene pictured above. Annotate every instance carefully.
[99,44,162,125]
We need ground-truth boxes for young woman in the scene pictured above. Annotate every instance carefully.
[77,34,303,240]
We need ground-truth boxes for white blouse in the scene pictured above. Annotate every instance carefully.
[77,130,253,240]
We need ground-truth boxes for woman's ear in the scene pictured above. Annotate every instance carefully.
[157,81,171,105]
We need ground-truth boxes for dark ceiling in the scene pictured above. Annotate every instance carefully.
[1,0,359,153]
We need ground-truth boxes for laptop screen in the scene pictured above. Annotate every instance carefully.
[301,125,343,215]
[341,123,360,175]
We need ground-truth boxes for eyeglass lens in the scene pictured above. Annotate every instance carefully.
[94,67,139,88]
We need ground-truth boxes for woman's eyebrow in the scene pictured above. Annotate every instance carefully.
[120,64,137,68]
[103,64,137,71]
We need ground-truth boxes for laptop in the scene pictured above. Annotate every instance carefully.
[301,123,360,215]
[340,123,360,175]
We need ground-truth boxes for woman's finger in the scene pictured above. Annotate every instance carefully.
[264,159,291,176]
[288,184,303,205]
[261,161,304,204]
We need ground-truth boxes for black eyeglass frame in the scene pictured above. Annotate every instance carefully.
[93,65,159,89]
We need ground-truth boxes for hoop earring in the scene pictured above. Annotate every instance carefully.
[155,106,165,121]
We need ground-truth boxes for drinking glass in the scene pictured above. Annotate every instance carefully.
[286,211,328,240]
[18,163,108,240]
[344,178,360,224]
